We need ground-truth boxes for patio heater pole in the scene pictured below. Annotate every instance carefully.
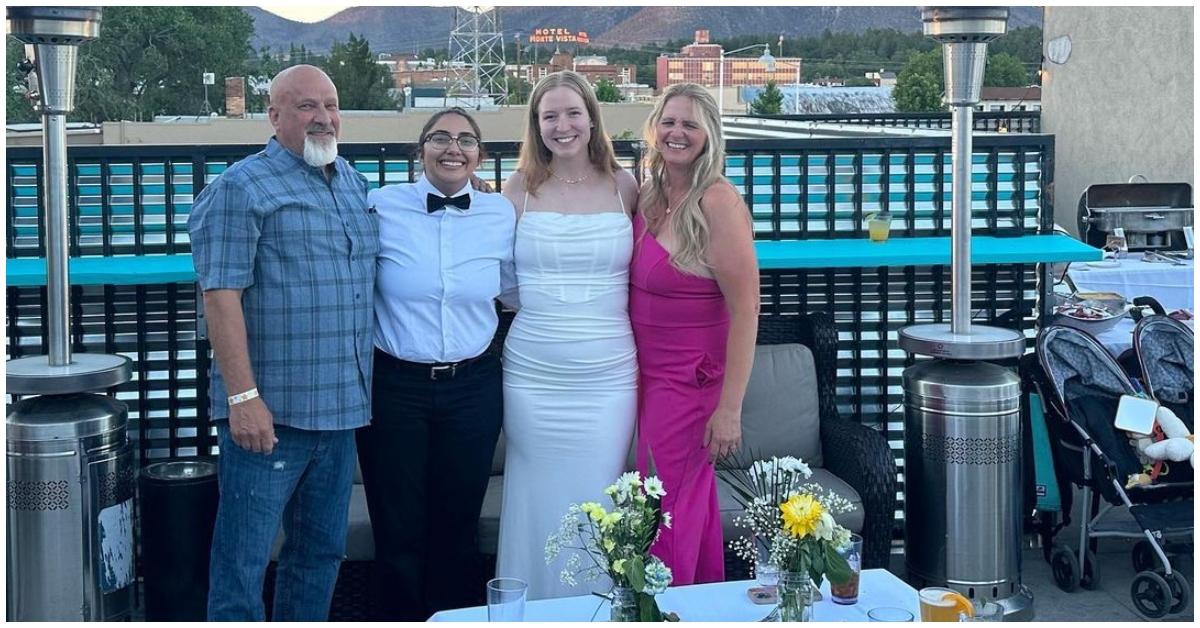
[6,7,136,621]
[898,7,1034,622]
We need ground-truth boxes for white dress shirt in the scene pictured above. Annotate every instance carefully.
[372,175,517,363]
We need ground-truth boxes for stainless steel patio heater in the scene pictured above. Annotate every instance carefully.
[898,7,1034,621]
[6,7,135,621]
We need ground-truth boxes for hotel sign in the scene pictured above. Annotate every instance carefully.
[529,28,590,45]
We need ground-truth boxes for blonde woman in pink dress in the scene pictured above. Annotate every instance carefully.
[630,83,760,585]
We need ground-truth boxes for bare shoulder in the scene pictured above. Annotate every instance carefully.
[700,178,748,219]
[614,168,640,210]
[502,170,526,208]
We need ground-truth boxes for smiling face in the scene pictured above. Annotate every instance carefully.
[420,112,480,195]
[655,95,708,170]
[268,65,340,158]
[536,86,592,161]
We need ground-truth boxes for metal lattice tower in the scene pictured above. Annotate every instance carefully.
[447,6,507,107]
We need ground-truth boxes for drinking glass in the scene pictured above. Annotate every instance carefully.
[868,606,915,622]
[918,587,973,622]
[960,600,1004,622]
[487,577,527,622]
[830,533,863,605]
[866,213,892,242]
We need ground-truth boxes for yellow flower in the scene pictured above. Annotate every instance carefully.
[613,559,626,575]
[580,502,606,522]
[604,539,616,553]
[781,494,825,539]
[600,511,624,530]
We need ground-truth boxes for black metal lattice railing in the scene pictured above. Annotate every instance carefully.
[7,135,1054,528]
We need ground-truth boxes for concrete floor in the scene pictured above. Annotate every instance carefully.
[889,537,1195,622]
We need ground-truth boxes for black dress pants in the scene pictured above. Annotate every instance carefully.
[356,349,502,621]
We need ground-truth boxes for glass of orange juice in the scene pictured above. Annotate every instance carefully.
[918,587,973,622]
[866,212,892,242]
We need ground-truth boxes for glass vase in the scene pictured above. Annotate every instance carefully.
[610,586,639,622]
[777,571,816,622]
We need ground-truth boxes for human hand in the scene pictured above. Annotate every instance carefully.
[470,174,495,193]
[229,397,278,454]
[703,406,742,463]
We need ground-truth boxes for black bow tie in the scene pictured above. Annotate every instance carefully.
[427,192,471,213]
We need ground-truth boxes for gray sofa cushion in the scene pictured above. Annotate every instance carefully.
[741,343,822,467]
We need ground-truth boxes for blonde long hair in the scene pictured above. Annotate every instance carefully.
[640,83,726,274]
[517,70,621,196]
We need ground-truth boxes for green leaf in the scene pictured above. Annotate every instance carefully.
[639,592,662,622]
[824,543,853,585]
[627,556,647,593]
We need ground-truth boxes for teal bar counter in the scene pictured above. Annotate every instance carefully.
[6,234,1101,286]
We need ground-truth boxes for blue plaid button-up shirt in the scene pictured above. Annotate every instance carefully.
[189,138,379,430]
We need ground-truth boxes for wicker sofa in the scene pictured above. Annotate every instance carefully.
[270,311,897,618]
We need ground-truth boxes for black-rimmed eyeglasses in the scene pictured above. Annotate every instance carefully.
[424,132,480,151]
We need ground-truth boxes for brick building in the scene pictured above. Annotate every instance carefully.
[524,50,636,86]
[656,29,802,91]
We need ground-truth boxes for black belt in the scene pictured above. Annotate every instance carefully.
[376,348,492,381]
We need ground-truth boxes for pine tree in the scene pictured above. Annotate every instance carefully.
[750,81,784,115]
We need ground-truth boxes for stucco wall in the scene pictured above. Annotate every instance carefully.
[1042,6,1194,235]
[59,104,654,146]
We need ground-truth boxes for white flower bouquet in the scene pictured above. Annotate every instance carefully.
[545,471,680,621]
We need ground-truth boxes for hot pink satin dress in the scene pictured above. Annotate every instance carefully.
[629,213,727,585]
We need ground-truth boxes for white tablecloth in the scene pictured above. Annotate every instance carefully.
[1066,254,1194,312]
[428,569,919,622]
[1090,317,1195,357]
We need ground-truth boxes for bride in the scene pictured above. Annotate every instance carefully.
[496,70,639,600]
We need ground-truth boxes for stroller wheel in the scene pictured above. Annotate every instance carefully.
[1079,549,1101,591]
[1132,540,1158,572]
[1157,569,1191,615]
[1051,544,1079,592]
[1131,570,1171,619]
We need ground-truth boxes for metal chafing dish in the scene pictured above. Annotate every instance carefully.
[1077,181,1193,251]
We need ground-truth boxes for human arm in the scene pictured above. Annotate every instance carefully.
[204,289,277,453]
[498,190,521,311]
[701,180,760,462]
[187,172,276,454]
[616,168,640,216]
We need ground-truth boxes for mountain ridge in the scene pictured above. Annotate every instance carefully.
[247,6,1042,54]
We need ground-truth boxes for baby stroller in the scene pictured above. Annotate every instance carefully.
[1133,314,1194,428]
[1035,325,1193,619]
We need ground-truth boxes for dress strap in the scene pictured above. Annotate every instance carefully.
[616,186,628,216]
[522,190,530,214]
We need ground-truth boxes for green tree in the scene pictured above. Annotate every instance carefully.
[325,34,396,110]
[983,52,1029,87]
[67,7,253,122]
[892,49,944,112]
[892,47,1032,112]
[245,47,286,114]
[593,78,622,103]
[6,37,37,123]
[750,81,784,115]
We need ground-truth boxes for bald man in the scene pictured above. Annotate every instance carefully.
[188,65,379,620]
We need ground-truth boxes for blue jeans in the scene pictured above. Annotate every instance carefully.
[207,421,356,621]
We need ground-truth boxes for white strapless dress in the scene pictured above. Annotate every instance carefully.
[496,211,637,600]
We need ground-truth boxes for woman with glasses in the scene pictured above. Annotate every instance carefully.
[494,71,641,600]
[357,107,518,620]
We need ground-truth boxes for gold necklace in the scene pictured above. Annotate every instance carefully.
[665,194,686,215]
[550,169,591,185]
